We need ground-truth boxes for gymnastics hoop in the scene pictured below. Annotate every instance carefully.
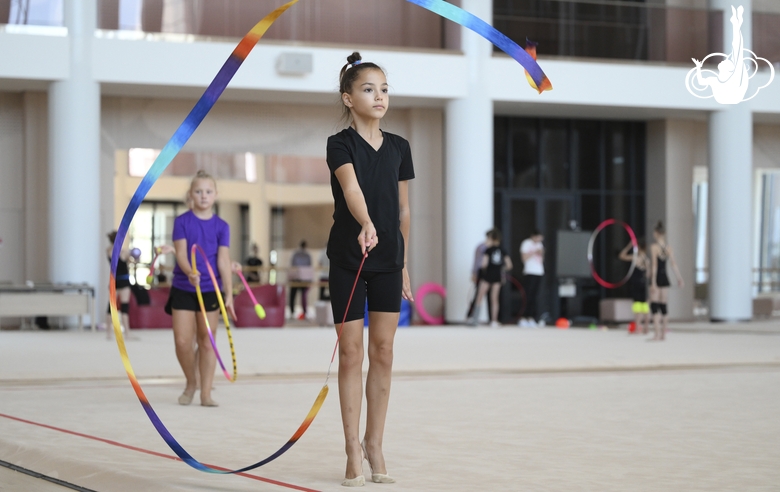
[415,282,446,325]
[191,244,238,382]
[586,219,638,289]
[107,0,552,475]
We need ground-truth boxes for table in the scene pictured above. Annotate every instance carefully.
[0,283,96,331]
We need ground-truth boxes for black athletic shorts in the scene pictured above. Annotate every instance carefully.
[329,263,403,323]
[165,286,220,315]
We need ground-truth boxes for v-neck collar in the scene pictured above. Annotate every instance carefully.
[349,126,384,153]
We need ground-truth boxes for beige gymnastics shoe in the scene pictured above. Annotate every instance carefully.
[361,440,395,484]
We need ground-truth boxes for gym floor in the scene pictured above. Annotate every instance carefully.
[2,323,779,491]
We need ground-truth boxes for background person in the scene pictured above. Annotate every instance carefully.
[470,229,512,328]
[649,221,684,341]
[520,229,545,327]
[244,243,263,283]
[289,240,313,319]
[466,230,491,321]
[166,170,235,407]
[620,238,650,334]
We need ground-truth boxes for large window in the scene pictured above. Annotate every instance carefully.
[757,172,780,293]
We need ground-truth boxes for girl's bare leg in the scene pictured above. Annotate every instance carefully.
[172,310,198,398]
[118,287,131,336]
[364,311,399,476]
[337,319,365,480]
[649,288,662,340]
[107,288,132,340]
[489,283,501,323]
[472,281,490,323]
[196,310,219,405]
[659,288,669,341]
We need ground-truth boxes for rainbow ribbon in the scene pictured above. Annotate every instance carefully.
[108,0,551,475]
[406,0,552,93]
[191,244,238,382]
[108,1,330,474]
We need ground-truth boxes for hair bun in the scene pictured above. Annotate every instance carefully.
[347,52,362,64]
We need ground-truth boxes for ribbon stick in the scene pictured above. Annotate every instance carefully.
[406,0,552,93]
[236,269,267,320]
[145,247,163,284]
[191,244,238,382]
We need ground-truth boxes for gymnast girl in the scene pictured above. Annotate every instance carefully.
[105,230,133,340]
[619,238,650,334]
[649,221,684,341]
[327,52,414,486]
[165,170,236,407]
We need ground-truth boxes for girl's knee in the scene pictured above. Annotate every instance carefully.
[368,343,393,367]
[339,343,364,368]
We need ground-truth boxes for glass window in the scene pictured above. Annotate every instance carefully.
[758,173,780,293]
[510,123,538,189]
[605,123,630,191]
[540,120,569,189]
[574,121,600,190]
[580,194,602,232]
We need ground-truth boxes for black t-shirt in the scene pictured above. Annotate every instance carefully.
[483,246,506,282]
[326,127,415,272]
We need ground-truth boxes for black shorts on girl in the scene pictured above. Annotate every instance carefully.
[329,263,403,323]
[165,286,220,315]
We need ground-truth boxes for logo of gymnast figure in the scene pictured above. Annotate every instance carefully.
[685,5,774,104]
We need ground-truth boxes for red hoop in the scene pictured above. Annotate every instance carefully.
[586,219,638,289]
[505,274,527,322]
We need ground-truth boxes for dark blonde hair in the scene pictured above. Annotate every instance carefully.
[654,221,665,235]
[338,51,386,123]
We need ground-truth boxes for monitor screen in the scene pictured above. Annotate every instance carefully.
[556,230,592,278]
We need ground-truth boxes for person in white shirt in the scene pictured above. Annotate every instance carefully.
[520,229,544,326]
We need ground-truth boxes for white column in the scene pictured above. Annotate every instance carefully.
[49,0,101,320]
[708,0,753,321]
[444,0,493,322]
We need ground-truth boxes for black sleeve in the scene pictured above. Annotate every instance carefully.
[399,138,415,181]
[327,135,353,173]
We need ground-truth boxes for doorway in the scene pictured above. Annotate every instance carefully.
[499,193,574,323]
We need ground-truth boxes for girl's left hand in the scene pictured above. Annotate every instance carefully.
[402,267,414,302]
[231,261,243,274]
[225,293,237,321]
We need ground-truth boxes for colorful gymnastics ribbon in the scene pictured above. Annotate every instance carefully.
[406,0,552,93]
[107,0,546,475]
[190,244,238,382]
[108,1,339,474]
[236,269,267,320]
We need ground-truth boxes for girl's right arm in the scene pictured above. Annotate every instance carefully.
[173,238,200,287]
[618,242,633,262]
[334,164,377,254]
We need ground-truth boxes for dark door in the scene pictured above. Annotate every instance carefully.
[501,194,574,323]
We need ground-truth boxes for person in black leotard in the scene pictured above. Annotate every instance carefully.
[106,230,133,340]
[649,221,684,341]
[619,238,650,334]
